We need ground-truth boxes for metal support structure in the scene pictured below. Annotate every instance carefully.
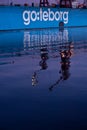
[40,0,49,7]
[60,0,72,8]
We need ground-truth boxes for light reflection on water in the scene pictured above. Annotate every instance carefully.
[0,28,87,129]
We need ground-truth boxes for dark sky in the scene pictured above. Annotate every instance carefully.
[0,0,59,5]
[0,0,84,5]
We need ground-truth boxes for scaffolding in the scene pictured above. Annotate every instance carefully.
[40,0,49,7]
[60,0,72,8]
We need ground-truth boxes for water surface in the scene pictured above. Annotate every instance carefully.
[0,28,87,130]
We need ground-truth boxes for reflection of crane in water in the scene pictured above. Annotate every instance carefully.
[32,72,38,86]
[32,47,49,86]
[39,47,48,70]
[49,42,73,91]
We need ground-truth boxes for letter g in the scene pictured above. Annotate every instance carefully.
[23,11,30,25]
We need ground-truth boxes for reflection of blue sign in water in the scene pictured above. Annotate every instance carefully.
[0,28,87,57]
[23,29,69,48]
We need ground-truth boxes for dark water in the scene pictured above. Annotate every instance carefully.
[0,28,87,130]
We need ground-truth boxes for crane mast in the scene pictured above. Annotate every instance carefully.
[40,0,49,7]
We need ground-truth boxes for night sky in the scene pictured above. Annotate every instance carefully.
[0,0,85,6]
[0,0,59,5]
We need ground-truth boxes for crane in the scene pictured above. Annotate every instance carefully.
[40,0,49,7]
